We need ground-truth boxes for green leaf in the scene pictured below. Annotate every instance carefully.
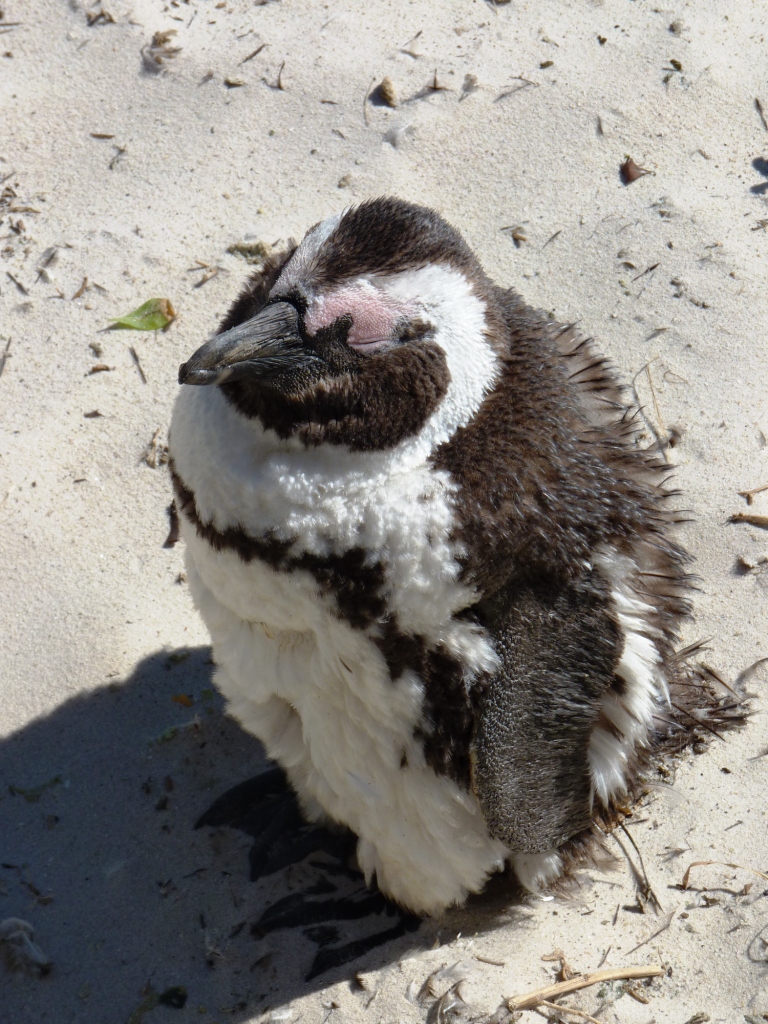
[111,298,175,331]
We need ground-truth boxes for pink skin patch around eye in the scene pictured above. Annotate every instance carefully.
[303,285,411,352]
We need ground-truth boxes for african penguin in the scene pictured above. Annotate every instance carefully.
[169,197,726,917]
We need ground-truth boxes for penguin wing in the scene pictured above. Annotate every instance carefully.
[471,572,622,853]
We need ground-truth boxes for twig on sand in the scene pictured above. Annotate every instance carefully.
[129,345,147,384]
[738,483,768,505]
[6,271,28,295]
[620,823,660,908]
[538,1001,602,1024]
[630,361,667,454]
[363,76,375,126]
[0,337,11,378]
[240,43,265,64]
[505,966,664,1011]
[624,910,676,956]
[613,825,663,913]
[495,77,539,101]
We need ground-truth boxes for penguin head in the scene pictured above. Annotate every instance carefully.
[178,198,501,451]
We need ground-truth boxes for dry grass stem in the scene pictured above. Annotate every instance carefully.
[363,77,375,126]
[680,861,768,890]
[625,910,676,956]
[645,362,666,443]
[0,338,11,378]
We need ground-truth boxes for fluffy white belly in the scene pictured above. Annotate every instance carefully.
[183,523,509,915]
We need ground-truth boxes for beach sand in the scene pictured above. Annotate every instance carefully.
[1,1,767,1020]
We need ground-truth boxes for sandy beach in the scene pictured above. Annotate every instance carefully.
[1,1,767,1021]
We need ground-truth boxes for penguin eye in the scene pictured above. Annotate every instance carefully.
[396,317,432,344]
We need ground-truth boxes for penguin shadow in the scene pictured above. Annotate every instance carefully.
[750,157,768,195]
[0,648,532,1024]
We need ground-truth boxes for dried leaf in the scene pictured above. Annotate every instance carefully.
[620,157,651,185]
[158,986,187,1008]
[111,298,175,331]
[0,918,53,975]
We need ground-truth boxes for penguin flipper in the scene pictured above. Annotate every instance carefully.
[472,574,623,853]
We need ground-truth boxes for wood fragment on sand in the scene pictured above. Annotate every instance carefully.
[756,99,768,132]
[500,224,527,247]
[188,261,220,287]
[625,985,650,1004]
[505,966,664,1011]
[730,512,768,529]
[474,954,505,966]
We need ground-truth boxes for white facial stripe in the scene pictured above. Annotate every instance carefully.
[274,212,342,293]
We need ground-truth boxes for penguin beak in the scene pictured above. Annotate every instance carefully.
[178,301,318,386]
